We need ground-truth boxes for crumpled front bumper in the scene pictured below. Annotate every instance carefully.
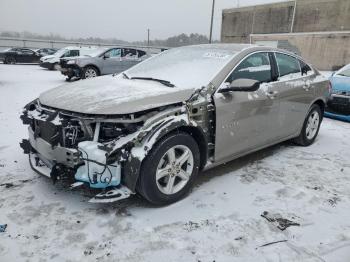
[59,65,82,78]
[22,122,133,203]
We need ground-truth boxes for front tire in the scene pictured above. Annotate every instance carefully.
[138,132,200,205]
[294,104,322,146]
[49,62,58,70]
[82,66,99,79]
[5,56,16,64]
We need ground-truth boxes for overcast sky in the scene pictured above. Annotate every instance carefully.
[0,0,288,41]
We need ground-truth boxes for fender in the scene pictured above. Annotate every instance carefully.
[122,111,194,192]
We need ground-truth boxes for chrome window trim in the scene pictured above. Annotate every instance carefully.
[215,50,274,94]
[273,51,315,84]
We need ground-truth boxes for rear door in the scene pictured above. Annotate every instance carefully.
[213,52,280,162]
[120,48,141,72]
[270,52,315,137]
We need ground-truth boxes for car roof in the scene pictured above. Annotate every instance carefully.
[63,46,99,50]
[179,44,303,59]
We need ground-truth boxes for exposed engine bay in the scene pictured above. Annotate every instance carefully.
[20,95,212,203]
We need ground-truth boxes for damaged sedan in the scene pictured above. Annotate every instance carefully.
[20,44,330,205]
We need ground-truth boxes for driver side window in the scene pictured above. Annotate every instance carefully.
[226,52,272,84]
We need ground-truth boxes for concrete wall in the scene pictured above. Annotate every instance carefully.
[221,0,350,43]
[222,1,295,43]
[221,0,350,70]
[251,32,350,70]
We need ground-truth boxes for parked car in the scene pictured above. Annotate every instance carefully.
[40,46,98,70]
[35,48,58,56]
[325,64,350,122]
[20,44,329,205]
[0,48,41,64]
[59,47,149,81]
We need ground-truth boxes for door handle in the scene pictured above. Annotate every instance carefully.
[266,91,278,99]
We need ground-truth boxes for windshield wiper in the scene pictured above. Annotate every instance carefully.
[130,77,175,87]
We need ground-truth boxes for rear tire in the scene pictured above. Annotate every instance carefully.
[294,104,322,146]
[82,66,99,79]
[5,56,16,64]
[137,132,200,205]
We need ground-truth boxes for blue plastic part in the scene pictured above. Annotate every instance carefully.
[75,141,121,189]
[75,164,121,189]
[324,111,350,122]
[0,224,7,233]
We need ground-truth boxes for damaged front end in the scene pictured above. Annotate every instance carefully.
[20,99,190,203]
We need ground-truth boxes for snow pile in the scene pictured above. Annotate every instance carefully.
[0,65,350,261]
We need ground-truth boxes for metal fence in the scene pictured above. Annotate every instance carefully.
[0,37,168,53]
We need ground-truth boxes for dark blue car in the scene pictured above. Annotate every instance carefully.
[325,64,350,122]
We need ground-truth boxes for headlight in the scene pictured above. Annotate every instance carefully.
[67,60,76,65]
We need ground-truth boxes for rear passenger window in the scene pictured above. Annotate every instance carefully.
[123,48,137,58]
[299,60,312,76]
[226,52,272,83]
[275,53,301,78]
[137,50,146,58]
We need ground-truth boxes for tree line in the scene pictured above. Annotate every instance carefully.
[0,31,216,47]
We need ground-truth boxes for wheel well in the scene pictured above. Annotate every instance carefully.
[313,99,325,116]
[85,64,100,75]
[176,126,208,171]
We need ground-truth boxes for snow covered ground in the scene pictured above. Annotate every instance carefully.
[0,64,350,262]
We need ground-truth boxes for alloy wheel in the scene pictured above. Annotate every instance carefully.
[156,145,194,195]
[306,110,320,140]
[85,68,97,78]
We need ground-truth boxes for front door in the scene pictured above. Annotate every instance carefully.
[101,48,122,75]
[20,49,38,63]
[213,52,280,162]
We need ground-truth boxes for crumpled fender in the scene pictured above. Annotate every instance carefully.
[121,110,193,192]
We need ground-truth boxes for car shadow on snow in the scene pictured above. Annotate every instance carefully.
[196,141,293,187]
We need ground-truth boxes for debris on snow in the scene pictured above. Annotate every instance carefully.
[261,211,300,231]
[0,224,7,233]
[257,239,288,249]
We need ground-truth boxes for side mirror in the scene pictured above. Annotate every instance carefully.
[103,53,110,59]
[219,79,260,93]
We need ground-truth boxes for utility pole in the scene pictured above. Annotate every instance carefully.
[209,0,215,43]
[290,0,297,33]
[147,29,150,46]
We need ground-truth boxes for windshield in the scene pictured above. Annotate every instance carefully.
[126,46,236,88]
[336,65,350,77]
[54,48,69,57]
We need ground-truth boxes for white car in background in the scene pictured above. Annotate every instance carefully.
[39,46,98,70]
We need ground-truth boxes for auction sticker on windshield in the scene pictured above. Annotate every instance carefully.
[203,52,231,59]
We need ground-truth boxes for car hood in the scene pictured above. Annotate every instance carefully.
[62,55,90,61]
[330,76,350,91]
[41,55,56,61]
[39,75,196,115]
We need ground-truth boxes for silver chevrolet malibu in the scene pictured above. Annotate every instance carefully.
[20,44,330,205]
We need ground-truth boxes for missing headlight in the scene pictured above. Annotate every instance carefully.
[99,122,140,142]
